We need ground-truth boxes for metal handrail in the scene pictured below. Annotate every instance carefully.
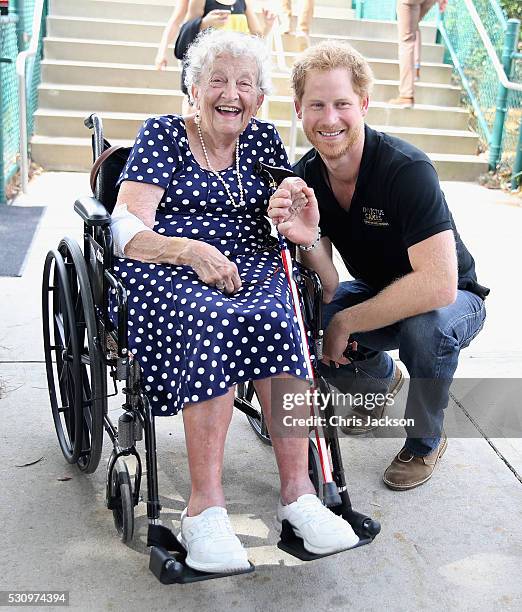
[16,0,45,193]
[464,0,522,92]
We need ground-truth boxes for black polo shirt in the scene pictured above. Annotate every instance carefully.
[292,125,489,300]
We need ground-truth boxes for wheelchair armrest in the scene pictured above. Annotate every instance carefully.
[74,196,111,227]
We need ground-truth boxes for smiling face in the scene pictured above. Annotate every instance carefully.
[192,53,264,140]
[295,67,368,161]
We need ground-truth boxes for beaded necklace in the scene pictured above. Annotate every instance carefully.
[196,121,246,208]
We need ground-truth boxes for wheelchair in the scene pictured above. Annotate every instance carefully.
[41,113,380,585]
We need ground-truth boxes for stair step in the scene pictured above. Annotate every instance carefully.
[34,102,471,142]
[41,56,453,89]
[30,135,488,180]
[40,59,457,101]
[49,0,355,22]
[32,108,481,155]
[286,33,444,62]
[37,75,461,112]
[46,13,435,43]
[42,34,445,65]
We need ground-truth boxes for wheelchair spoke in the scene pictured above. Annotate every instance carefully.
[54,312,66,345]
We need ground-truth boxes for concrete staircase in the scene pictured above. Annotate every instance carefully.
[32,0,488,180]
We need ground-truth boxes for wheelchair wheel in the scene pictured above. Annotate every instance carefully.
[42,249,83,464]
[58,237,105,474]
[241,381,271,446]
[110,458,134,542]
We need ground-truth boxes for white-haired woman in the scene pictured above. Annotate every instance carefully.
[111,29,358,573]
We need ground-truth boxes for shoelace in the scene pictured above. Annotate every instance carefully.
[188,512,236,541]
[289,498,335,527]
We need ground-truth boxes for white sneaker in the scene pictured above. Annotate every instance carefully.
[179,506,250,573]
[277,494,359,554]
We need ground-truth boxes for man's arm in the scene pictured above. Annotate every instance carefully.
[297,237,339,303]
[323,229,458,364]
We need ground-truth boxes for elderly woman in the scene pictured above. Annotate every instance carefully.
[110,29,358,573]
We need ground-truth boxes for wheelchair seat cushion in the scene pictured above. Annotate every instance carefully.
[110,115,310,415]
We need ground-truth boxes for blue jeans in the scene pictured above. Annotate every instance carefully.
[320,280,486,456]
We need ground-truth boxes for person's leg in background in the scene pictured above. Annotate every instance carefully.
[383,289,486,490]
[414,28,421,80]
[280,0,293,33]
[389,0,421,107]
[414,0,438,80]
[296,0,315,35]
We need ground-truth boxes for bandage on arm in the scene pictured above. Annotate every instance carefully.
[111,181,190,264]
[111,203,154,257]
[111,203,190,265]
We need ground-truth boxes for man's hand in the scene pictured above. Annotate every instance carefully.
[267,177,320,245]
[321,312,356,367]
[438,0,448,12]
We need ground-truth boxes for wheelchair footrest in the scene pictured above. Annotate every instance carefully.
[277,518,374,562]
[149,546,255,584]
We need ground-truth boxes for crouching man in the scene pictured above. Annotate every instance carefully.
[268,41,489,490]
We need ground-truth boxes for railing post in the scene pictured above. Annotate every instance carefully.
[511,119,522,189]
[0,11,14,205]
[355,0,363,20]
[489,18,519,170]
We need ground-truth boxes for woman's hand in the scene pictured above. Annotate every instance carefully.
[262,7,277,27]
[181,240,242,294]
[201,9,231,29]
[268,177,320,246]
[155,51,168,70]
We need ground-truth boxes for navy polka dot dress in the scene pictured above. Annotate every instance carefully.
[112,115,309,416]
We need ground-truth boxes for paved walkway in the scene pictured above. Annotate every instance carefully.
[1,172,521,611]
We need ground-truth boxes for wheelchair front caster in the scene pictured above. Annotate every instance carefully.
[149,547,185,584]
[107,459,134,542]
[341,509,381,544]
[362,518,381,538]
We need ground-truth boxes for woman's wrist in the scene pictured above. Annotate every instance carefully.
[171,237,192,265]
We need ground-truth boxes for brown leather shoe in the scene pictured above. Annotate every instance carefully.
[383,433,448,491]
[388,96,414,108]
[339,365,404,435]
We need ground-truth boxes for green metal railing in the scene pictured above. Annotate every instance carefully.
[0,0,47,204]
[353,0,522,185]
[438,0,522,174]
[0,11,20,204]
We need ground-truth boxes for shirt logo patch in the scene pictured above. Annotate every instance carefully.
[362,207,389,227]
